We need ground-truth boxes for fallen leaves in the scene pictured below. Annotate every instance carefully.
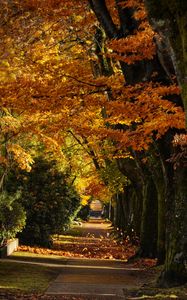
[132,258,157,269]
[0,291,85,300]
[18,234,136,261]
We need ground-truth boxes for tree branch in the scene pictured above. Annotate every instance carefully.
[89,0,119,39]
[67,130,101,170]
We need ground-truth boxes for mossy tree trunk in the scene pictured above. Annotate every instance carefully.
[139,176,158,258]
[144,0,187,284]
[115,193,126,230]
[158,150,187,286]
[147,146,167,264]
[118,156,158,257]
[156,180,166,264]
[89,3,186,284]
[115,186,140,237]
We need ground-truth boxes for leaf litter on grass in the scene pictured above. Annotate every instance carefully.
[18,232,137,261]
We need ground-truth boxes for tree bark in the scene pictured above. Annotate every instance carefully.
[139,176,158,258]
[158,145,187,286]
[144,0,187,126]
[89,1,187,284]
[147,146,167,264]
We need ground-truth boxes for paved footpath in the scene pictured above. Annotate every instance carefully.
[2,220,155,299]
[45,220,154,299]
[45,258,152,299]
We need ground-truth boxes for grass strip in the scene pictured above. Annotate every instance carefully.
[0,260,59,293]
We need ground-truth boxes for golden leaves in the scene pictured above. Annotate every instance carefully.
[0,115,20,134]
[7,144,34,171]
[0,0,185,182]
[107,23,156,64]
[173,134,187,147]
[105,0,156,64]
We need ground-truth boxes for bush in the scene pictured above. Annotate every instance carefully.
[7,157,81,247]
[0,191,26,247]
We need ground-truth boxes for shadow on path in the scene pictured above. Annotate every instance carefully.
[2,220,186,299]
[44,220,156,299]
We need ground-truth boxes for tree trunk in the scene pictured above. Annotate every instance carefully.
[144,0,187,126]
[147,147,167,264]
[159,152,187,286]
[140,177,158,258]
[156,182,166,264]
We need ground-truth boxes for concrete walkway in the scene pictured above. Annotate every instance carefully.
[4,257,151,299]
[4,220,155,299]
[44,220,154,299]
[45,258,151,299]
[3,252,154,299]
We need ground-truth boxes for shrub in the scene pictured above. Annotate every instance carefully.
[7,157,81,247]
[0,191,26,247]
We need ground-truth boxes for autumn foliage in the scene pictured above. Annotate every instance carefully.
[0,0,185,177]
[0,0,186,286]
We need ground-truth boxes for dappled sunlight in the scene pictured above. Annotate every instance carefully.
[0,0,186,299]
[4,221,184,299]
[14,221,156,267]
[18,222,136,261]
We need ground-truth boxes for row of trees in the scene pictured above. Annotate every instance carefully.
[0,0,186,287]
[87,0,187,286]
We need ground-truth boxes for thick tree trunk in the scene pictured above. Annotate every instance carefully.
[158,154,187,286]
[144,0,187,126]
[119,191,128,230]
[89,2,187,284]
[156,182,166,264]
[89,0,119,38]
[143,0,187,284]
[113,193,128,231]
[147,148,167,263]
[118,156,158,256]
[140,177,158,258]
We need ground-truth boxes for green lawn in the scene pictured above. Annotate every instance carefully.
[0,260,59,293]
[11,250,66,262]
